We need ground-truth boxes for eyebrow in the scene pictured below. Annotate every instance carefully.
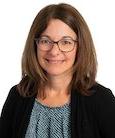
[40,35,76,40]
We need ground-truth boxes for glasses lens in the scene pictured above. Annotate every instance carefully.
[36,38,52,51]
[59,39,75,52]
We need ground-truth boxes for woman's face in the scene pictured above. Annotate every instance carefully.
[37,19,77,77]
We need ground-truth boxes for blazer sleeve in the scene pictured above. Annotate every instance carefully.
[0,86,19,137]
[96,88,115,138]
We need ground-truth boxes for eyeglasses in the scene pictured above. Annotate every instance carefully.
[35,36,78,52]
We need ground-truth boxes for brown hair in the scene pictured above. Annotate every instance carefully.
[17,3,97,97]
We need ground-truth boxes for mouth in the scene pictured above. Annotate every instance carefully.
[45,59,65,64]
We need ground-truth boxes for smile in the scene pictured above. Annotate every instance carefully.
[46,59,64,64]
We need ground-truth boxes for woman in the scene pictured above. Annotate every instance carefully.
[0,3,115,138]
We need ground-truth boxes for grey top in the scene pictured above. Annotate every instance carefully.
[25,99,71,138]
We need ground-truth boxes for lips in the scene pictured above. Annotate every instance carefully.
[46,59,64,64]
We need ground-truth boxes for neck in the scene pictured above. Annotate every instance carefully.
[45,73,72,96]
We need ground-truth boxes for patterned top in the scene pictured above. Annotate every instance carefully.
[25,99,71,138]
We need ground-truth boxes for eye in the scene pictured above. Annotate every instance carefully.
[39,39,51,45]
[61,39,73,45]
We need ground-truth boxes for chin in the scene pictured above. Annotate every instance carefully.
[45,68,72,77]
[46,71,64,76]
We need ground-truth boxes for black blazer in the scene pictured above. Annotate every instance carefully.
[0,83,115,138]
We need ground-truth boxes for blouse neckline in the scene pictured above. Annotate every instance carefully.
[35,98,70,109]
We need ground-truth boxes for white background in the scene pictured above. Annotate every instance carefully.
[0,0,115,113]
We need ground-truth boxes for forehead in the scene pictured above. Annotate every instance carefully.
[41,19,77,40]
[40,35,75,40]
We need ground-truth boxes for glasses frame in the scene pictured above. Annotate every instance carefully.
[34,37,78,52]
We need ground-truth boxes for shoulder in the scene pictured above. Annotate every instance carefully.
[0,85,23,114]
[90,83,112,95]
[6,85,35,105]
[1,85,29,116]
[90,84,115,136]
[72,83,115,112]
[72,83,114,102]
[83,83,115,116]
[1,85,35,118]
[0,85,23,125]
[89,83,115,102]
[6,85,23,102]
[8,85,20,97]
[79,83,115,107]
[0,85,35,137]
[72,83,115,137]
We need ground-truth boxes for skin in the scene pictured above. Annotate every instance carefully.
[37,19,78,107]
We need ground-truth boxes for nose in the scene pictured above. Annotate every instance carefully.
[48,43,61,55]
